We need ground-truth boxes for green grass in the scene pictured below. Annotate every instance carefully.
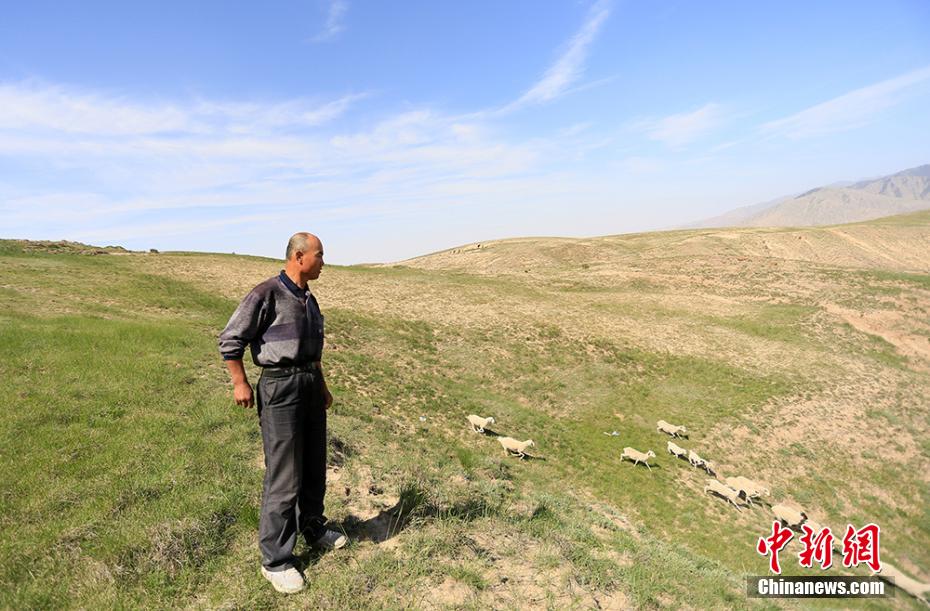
[713,304,819,344]
[856,269,930,291]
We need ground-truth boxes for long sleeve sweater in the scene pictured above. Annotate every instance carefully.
[218,272,324,367]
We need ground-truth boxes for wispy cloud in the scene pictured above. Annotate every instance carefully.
[504,0,611,111]
[0,82,192,135]
[0,81,367,137]
[0,80,580,245]
[310,0,348,43]
[761,65,930,138]
[635,103,723,149]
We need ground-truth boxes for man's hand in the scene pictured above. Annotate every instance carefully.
[323,387,333,410]
[234,381,254,408]
[225,359,254,408]
[317,363,333,410]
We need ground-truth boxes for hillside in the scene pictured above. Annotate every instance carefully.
[404,209,930,276]
[689,164,930,229]
[1,212,929,609]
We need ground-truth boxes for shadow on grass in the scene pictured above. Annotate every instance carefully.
[704,490,747,511]
[618,456,664,470]
[514,453,546,461]
[340,499,411,545]
[316,481,432,553]
[294,503,406,568]
[311,478,505,563]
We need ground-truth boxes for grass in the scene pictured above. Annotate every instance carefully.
[1,232,928,609]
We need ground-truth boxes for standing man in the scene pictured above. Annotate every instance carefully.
[219,232,347,594]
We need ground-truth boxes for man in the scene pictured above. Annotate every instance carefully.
[218,232,347,594]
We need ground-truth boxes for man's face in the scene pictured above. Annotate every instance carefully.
[297,240,325,280]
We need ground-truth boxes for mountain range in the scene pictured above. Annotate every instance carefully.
[687,163,930,228]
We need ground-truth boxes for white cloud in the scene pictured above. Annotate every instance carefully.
[0,81,366,140]
[310,0,348,43]
[637,103,722,149]
[0,82,193,135]
[760,65,930,139]
[505,0,611,110]
[197,92,368,130]
[0,68,645,262]
[0,80,564,232]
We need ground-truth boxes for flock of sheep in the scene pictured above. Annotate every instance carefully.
[464,412,929,602]
[623,419,810,524]
[468,412,797,523]
[620,418,930,601]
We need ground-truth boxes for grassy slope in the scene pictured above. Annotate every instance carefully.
[0,213,928,609]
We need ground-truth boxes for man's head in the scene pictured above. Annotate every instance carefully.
[285,232,324,282]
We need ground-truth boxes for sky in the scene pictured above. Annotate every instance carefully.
[1,1,929,264]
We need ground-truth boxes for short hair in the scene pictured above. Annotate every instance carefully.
[285,232,312,261]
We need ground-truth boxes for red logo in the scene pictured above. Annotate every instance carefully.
[757,521,794,574]
[757,521,881,574]
[798,525,834,569]
[842,523,882,572]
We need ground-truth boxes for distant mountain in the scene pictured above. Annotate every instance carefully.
[684,194,794,229]
[688,164,930,228]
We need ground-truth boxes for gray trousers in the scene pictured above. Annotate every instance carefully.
[256,369,328,571]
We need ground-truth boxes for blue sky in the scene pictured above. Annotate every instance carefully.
[1,0,929,263]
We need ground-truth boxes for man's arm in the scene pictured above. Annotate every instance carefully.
[219,290,268,409]
[226,359,254,408]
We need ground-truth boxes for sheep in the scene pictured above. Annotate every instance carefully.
[667,441,688,459]
[687,450,716,475]
[772,503,808,529]
[801,519,825,535]
[466,414,495,433]
[621,447,656,470]
[687,449,705,468]
[704,479,744,510]
[498,437,535,458]
[656,420,688,438]
[876,561,930,603]
[724,476,770,506]
[798,519,844,552]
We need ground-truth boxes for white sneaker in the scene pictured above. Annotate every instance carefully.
[314,528,348,550]
[261,566,306,594]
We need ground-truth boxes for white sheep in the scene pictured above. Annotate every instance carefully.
[724,476,770,506]
[667,441,687,459]
[772,503,808,528]
[657,420,688,438]
[687,449,705,468]
[704,479,744,510]
[498,437,535,458]
[807,519,857,555]
[876,562,930,602]
[687,450,716,475]
[466,414,495,433]
[801,519,825,535]
[799,520,844,552]
[621,447,656,470]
